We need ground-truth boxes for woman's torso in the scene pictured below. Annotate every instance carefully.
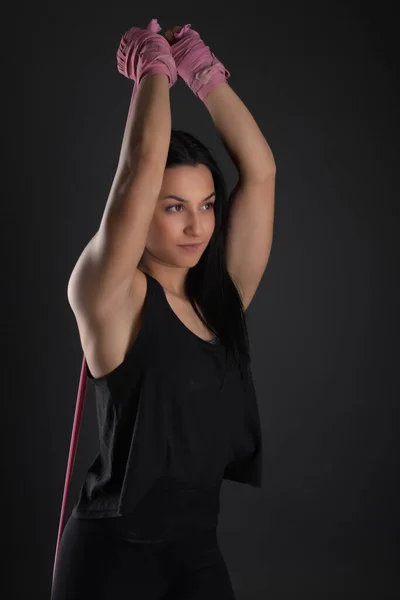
[80,267,218,381]
[71,267,262,519]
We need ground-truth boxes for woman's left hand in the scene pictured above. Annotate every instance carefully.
[163,24,230,101]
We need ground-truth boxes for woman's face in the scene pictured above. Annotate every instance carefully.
[145,163,216,265]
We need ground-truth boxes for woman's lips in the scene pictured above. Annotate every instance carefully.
[178,243,203,251]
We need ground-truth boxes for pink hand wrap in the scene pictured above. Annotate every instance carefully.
[170,24,231,101]
[116,18,177,93]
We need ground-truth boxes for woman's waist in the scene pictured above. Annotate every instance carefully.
[101,476,222,541]
[154,472,223,491]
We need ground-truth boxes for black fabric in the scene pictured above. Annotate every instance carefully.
[71,270,262,520]
[51,488,236,599]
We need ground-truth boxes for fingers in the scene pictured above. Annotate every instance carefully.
[165,26,182,44]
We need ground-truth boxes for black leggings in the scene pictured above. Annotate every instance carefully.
[51,479,236,599]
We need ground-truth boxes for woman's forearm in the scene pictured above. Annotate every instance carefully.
[116,73,172,177]
[203,82,276,183]
[101,74,171,226]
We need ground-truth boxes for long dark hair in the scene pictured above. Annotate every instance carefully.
[166,129,252,383]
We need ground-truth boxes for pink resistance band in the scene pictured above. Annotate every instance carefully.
[51,25,153,579]
[52,354,88,583]
[52,22,171,582]
[52,66,140,584]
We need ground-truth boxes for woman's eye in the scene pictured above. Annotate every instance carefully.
[166,202,215,213]
[166,204,183,212]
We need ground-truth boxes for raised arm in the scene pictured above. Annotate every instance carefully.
[67,73,171,318]
[165,23,275,309]
[204,81,276,310]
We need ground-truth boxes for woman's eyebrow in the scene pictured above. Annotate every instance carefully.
[161,192,216,203]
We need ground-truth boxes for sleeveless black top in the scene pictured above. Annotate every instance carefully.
[72,271,262,519]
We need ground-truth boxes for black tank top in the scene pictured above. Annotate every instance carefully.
[72,271,262,519]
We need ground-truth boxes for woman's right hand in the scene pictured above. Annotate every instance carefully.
[116,18,177,88]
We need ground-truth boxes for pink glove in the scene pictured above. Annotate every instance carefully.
[116,18,177,92]
[169,24,231,101]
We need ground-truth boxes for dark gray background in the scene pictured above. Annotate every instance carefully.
[6,1,399,598]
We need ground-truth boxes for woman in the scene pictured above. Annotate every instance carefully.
[51,18,276,599]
